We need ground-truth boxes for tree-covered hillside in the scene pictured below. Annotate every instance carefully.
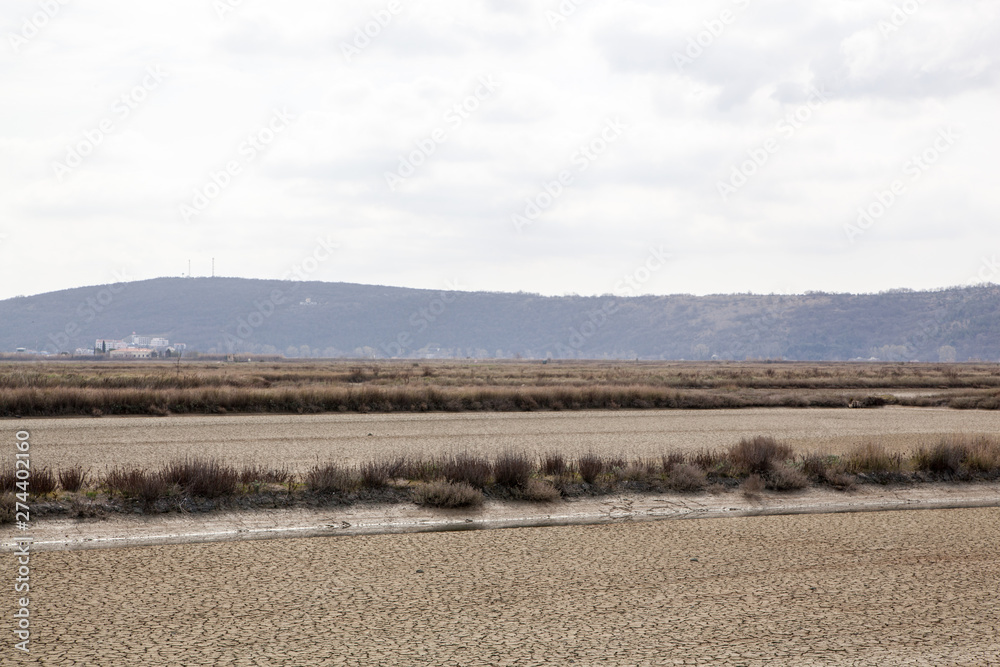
[1,278,997,361]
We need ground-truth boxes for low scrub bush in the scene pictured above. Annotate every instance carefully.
[846,442,902,474]
[802,453,856,490]
[0,465,15,493]
[58,464,88,492]
[519,478,560,502]
[766,464,809,491]
[802,453,832,481]
[238,463,292,486]
[29,467,57,497]
[692,449,727,472]
[661,452,685,474]
[666,464,707,493]
[493,451,534,489]
[442,453,492,489]
[412,480,483,508]
[359,459,396,489]
[163,458,239,498]
[964,436,1000,473]
[914,441,967,475]
[305,464,358,494]
[729,436,792,474]
[395,457,438,482]
[103,467,169,504]
[0,493,14,524]
[577,454,605,484]
[541,452,567,476]
[618,463,651,483]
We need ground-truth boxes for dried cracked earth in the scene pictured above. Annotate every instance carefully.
[7,506,1000,665]
[22,406,1000,473]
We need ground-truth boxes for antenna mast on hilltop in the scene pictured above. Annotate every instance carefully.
[188,259,191,278]
[212,258,215,278]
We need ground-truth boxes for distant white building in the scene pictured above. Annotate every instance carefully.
[127,333,152,346]
[95,339,128,352]
[110,348,154,359]
[149,337,170,349]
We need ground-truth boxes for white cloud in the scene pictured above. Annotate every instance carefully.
[0,0,997,299]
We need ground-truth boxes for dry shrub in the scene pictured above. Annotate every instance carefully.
[914,440,967,475]
[305,464,357,494]
[541,452,567,476]
[802,453,832,481]
[58,464,88,492]
[661,452,685,474]
[519,478,560,502]
[802,453,856,490]
[846,442,902,474]
[29,467,57,497]
[412,480,483,508]
[163,458,239,498]
[766,464,809,491]
[493,450,534,489]
[964,436,1000,473]
[238,463,292,486]
[359,459,396,489]
[0,465,15,493]
[729,436,792,474]
[619,463,650,483]
[692,449,726,472]
[0,493,14,524]
[577,454,605,484]
[442,453,492,489]
[667,464,707,493]
[741,474,765,498]
[103,467,169,504]
[394,457,438,482]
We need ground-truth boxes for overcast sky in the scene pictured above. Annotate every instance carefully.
[1,0,997,301]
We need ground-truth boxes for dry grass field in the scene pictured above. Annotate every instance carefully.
[3,359,1000,417]
[11,507,1000,665]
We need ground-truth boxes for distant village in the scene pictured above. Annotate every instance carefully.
[87,333,186,358]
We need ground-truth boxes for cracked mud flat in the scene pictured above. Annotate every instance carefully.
[6,408,1000,665]
[16,406,1000,473]
[7,503,1000,666]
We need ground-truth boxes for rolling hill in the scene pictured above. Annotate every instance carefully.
[1,278,998,361]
